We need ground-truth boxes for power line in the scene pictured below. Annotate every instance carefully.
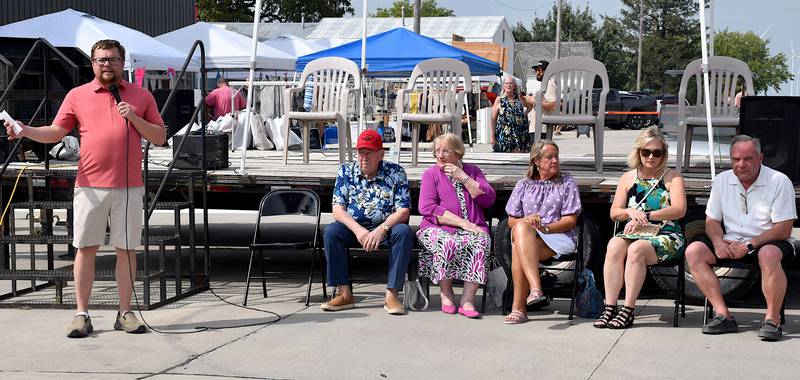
[489,0,555,12]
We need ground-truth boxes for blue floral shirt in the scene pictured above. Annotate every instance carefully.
[332,161,411,229]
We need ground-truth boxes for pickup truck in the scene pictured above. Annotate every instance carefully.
[593,89,658,130]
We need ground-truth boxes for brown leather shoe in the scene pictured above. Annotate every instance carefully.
[321,294,355,311]
[384,296,406,315]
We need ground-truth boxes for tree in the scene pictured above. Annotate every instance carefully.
[512,22,533,42]
[197,0,255,22]
[198,0,354,23]
[261,0,354,22]
[525,3,598,42]
[594,16,636,90]
[373,0,454,17]
[620,0,700,94]
[714,30,794,94]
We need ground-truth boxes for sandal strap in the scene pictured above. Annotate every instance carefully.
[610,306,635,326]
[594,305,617,327]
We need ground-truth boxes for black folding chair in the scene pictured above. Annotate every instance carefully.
[613,220,686,327]
[498,214,585,320]
[701,260,786,325]
[419,207,495,314]
[244,189,325,306]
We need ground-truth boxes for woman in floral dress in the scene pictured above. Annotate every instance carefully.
[417,133,496,319]
[594,127,687,329]
[491,75,531,153]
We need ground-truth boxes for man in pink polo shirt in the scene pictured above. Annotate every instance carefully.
[4,39,166,338]
[205,77,246,120]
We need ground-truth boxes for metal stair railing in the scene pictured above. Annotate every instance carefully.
[0,38,80,179]
[143,40,209,291]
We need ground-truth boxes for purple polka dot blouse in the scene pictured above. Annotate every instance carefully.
[505,173,583,244]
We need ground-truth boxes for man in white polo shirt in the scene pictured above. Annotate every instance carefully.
[685,135,796,341]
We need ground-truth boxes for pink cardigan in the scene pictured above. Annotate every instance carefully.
[418,162,496,234]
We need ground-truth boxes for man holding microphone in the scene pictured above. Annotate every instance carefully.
[4,40,166,338]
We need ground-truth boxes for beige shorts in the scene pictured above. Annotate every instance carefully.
[72,186,144,250]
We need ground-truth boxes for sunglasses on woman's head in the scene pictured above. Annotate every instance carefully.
[640,148,664,158]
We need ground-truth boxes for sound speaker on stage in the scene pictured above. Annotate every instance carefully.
[739,96,800,184]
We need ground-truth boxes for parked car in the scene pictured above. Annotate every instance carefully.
[593,89,658,130]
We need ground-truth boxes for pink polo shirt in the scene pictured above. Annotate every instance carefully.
[205,86,246,119]
[53,79,164,188]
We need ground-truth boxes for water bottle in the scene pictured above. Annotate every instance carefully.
[389,146,400,163]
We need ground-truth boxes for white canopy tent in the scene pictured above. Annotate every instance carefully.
[261,34,327,59]
[0,8,197,71]
[156,22,295,71]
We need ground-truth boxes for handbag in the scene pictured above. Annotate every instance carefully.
[486,256,507,308]
[614,169,667,236]
[403,275,429,311]
[575,268,604,318]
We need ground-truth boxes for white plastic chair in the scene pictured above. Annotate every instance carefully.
[532,56,609,173]
[395,58,472,166]
[676,56,754,172]
[282,57,360,164]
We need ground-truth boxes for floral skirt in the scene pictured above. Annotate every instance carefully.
[417,227,490,285]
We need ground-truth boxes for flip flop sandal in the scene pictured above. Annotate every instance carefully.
[504,309,528,325]
[526,288,547,306]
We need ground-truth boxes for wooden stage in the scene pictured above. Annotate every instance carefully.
[4,143,720,201]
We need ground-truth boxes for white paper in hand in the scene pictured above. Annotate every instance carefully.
[1,110,22,135]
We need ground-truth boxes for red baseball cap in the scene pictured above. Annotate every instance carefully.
[356,129,383,151]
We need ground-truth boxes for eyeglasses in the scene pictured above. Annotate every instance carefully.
[640,148,665,158]
[435,149,454,157]
[740,192,748,214]
[91,57,122,65]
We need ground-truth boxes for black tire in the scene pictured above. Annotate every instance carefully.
[625,114,647,130]
[648,219,757,304]
[493,215,602,286]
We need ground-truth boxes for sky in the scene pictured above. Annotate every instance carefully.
[352,0,800,95]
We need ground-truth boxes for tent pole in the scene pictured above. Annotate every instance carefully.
[699,0,716,179]
[241,0,263,174]
[359,0,368,135]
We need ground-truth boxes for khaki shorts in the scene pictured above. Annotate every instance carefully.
[72,186,144,250]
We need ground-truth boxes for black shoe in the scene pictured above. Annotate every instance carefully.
[758,319,782,341]
[702,314,738,334]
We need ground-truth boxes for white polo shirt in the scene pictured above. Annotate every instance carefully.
[706,165,797,241]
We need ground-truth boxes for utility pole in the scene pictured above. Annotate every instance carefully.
[413,0,421,34]
[636,0,643,91]
[554,0,562,59]
[401,3,405,26]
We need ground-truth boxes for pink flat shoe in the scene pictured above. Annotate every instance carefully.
[458,306,481,319]
[441,304,457,314]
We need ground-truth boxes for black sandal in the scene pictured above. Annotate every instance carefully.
[593,305,617,328]
[609,306,635,329]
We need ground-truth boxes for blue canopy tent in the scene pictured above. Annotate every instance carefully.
[295,27,501,77]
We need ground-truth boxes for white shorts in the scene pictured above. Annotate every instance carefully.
[538,231,576,259]
[72,186,144,250]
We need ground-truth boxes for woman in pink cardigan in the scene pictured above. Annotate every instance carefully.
[417,133,496,318]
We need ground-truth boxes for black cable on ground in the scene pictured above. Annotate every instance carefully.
[118,108,284,335]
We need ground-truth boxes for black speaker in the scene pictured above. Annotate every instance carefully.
[740,96,800,184]
[173,133,229,170]
[154,89,195,138]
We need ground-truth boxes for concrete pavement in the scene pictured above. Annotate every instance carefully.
[0,274,797,379]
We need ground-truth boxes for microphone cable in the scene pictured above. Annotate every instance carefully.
[113,87,287,335]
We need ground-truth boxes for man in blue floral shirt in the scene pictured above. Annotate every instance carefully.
[322,129,414,315]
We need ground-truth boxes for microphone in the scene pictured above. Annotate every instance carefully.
[109,84,122,104]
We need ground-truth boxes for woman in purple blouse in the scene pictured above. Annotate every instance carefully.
[504,140,582,324]
[417,133,497,319]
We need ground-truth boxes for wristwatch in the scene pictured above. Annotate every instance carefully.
[746,242,756,255]
[380,224,390,232]
[543,224,550,234]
